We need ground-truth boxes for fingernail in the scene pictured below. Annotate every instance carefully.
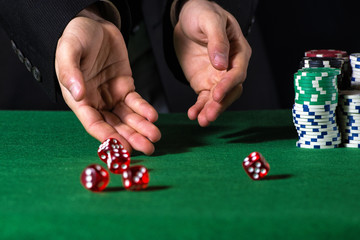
[214,52,227,69]
[69,81,81,100]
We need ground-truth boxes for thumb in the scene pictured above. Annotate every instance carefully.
[55,36,86,101]
[202,15,230,70]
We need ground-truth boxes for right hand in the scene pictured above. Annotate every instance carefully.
[55,12,161,155]
[173,0,252,127]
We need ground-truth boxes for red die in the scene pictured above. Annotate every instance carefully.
[243,152,270,180]
[80,164,110,192]
[122,165,150,191]
[98,138,130,174]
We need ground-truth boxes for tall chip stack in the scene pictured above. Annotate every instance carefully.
[337,90,360,148]
[292,67,341,149]
[336,53,360,148]
[294,49,360,149]
[350,53,360,89]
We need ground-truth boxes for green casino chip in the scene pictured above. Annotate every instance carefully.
[296,67,341,77]
[294,75,338,81]
[294,89,338,95]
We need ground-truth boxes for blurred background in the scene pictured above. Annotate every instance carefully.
[0,0,358,112]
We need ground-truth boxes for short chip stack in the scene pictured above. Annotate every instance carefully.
[337,90,360,148]
[302,49,350,89]
[350,53,360,89]
[292,67,342,149]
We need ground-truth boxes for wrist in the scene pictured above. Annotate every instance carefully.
[77,3,104,21]
[77,1,121,29]
[171,0,210,27]
[170,0,189,27]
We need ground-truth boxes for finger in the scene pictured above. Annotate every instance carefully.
[206,84,243,123]
[188,91,210,121]
[197,105,212,127]
[212,41,251,102]
[124,92,158,123]
[72,104,132,153]
[101,111,156,155]
[200,13,230,70]
[212,74,244,103]
[190,91,213,127]
[113,102,161,144]
[55,36,86,101]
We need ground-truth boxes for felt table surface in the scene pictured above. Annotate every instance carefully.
[0,110,359,240]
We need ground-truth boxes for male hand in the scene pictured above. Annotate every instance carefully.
[174,0,252,126]
[55,10,161,155]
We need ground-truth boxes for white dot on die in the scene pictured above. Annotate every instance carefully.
[253,174,259,179]
[134,177,140,183]
[85,169,92,175]
[248,167,254,173]
[251,152,256,157]
[140,167,146,173]
[123,172,129,178]
[255,168,260,173]
[86,182,93,188]
[255,162,261,168]
[261,168,267,174]
[113,163,119,169]
[121,164,127,170]
[124,180,130,187]
[101,155,106,159]
[243,157,249,162]
[86,176,92,182]
[101,170,107,176]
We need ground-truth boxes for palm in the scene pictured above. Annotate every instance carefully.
[74,20,134,110]
[173,34,228,94]
[56,16,160,155]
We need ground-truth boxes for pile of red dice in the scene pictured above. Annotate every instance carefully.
[80,138,150,192]
[80,141,270,192]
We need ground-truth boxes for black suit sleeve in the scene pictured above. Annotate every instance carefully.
[213,0,258,36]
[0,0,131,102]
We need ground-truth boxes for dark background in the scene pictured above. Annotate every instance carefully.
[0,0,358,111]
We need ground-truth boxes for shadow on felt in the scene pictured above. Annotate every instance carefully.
[103,185,171,192]
[221,126,297,144]
[133,124,297,157]
[149,123,229,156]
[262,174,293,181]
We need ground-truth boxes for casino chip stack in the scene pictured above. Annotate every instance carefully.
[292,67,341,149]
[301,49,350,89]
[350,53,360,89]
[337,90,360,148]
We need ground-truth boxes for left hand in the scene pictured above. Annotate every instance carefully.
[173,0,252,126]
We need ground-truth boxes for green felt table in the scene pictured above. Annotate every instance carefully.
[0,110,359,239]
